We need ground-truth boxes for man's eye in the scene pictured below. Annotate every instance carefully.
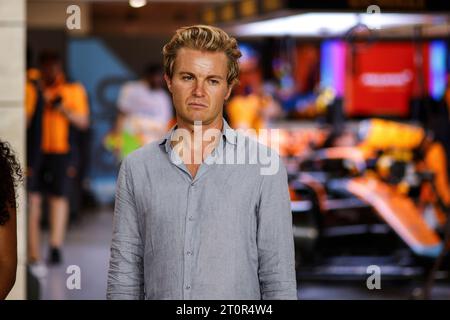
[209,79,219,85]
[182,75,193,81]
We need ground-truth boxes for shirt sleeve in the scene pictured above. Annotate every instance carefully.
[25,81,37,122]
[107,157,145,299]
[67,83,89,117]
[256,159,298,300]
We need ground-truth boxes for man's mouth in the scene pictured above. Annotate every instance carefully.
[188,102,208,109]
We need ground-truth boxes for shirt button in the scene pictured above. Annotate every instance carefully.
[185,285,191,290]
[189,216,194,221]
[187,251,192,256]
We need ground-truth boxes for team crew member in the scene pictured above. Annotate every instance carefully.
[26,51,89,275]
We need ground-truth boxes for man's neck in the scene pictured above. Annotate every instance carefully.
[172,116,223,167]
[176,115,223,132]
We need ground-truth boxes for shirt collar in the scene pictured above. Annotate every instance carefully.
[158,118,236,154]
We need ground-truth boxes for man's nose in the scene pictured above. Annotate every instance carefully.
[192,80,206,97]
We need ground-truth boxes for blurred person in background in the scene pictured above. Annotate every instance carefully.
[104,64,173,161]
[0,140,22,299]
[25,51,90,276]
[427,81,450,178]
[227,83,282,131]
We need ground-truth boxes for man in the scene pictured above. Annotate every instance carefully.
[26,51,89,274]
[116,64,173,146]
[104,64,173,160]
[105,64,173,161]
[107,25,297,300]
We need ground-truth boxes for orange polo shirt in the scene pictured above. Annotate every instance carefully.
[227,94,265,131]
[26,74,89,154]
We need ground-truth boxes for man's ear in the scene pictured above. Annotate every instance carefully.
[164,74,172,93]
[224,84,233,101]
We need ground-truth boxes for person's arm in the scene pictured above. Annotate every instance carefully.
[104,112,127,160]
[0,205,17,300]
[59,106,89,130]
[107,158,145,299]
[56,84,90,130]
[25,81,37,128]
[256,159,297,300]
[117,83,134,114]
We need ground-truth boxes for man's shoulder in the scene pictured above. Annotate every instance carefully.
[123,140,164,167]
[63,81,86,92]
[229,129,285,177]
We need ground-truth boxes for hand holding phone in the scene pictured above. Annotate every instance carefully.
[50,95,63,110]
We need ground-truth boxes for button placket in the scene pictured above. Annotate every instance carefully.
[183,181,195,298]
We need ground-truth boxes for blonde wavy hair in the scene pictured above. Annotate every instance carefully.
[162,25,242,86]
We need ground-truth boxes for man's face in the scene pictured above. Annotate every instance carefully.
[41,61,62,85]
[165,48,232,126]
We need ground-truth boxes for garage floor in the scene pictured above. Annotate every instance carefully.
[35,208,450,300]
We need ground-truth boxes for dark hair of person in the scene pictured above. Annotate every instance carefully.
[38,50,62,66]
[0,140,23,225]
[143,63,163,77]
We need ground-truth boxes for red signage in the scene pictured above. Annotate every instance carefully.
[345,42,429,117]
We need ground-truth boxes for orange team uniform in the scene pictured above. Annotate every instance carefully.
[227,94,266,131]
[26,74,89,154]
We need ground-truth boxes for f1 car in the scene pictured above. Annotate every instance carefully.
[281,119,450,292]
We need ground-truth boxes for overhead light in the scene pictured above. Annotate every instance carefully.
[227,13,447,37]
[129,0,147,9]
